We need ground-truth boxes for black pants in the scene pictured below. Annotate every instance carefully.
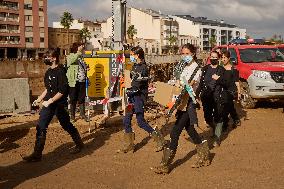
[36,103,78,140]
[201,94,224,125]
[69,81,86,105]
[169,110,202,152]
[223,94,239,127]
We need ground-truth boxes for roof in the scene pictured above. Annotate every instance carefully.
[217,45,278,49]
[175,15,237,28]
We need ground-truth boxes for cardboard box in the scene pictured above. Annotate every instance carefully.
[124,70,132,88]
[153,82,183,107]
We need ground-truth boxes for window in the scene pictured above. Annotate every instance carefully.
[40,27,44,33]
[25,15,32,21]
[40,38,44,42]
[25,26,32,32]
[24,4,32,10]
[39,6,43,11]
[25,37,33,43]
[39,16,44,22]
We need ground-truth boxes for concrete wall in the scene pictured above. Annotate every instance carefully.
[0,78,30,113]
[0,60,47,79]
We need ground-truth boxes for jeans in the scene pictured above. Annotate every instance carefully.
[37,103,78,140]
[169,110,202,152]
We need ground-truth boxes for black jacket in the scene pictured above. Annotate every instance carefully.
[43,65,69,105]
[196,64,230,103]
[130,62,149,94]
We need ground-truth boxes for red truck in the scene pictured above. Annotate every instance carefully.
[212,43,284,108]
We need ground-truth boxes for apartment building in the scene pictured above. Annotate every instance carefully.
[53,19,102,50]
[174,15,246,51]
[48,27,81,56]
[0,0,48,59]
[102,7,180,54]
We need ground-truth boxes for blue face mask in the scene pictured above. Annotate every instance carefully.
[182,55,193,63]
[130,55,136,63]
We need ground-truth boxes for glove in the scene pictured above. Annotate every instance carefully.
[32,98,41,107]
[42,98,54,108]
[131,71,140,80]
[126,87,139,97]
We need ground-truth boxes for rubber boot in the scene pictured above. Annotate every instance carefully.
[79,104,89,122]
[22,131,46,162]
[152,147,176,174]
[69,129,84,154]
[191,140,211,168]
[117,132,135,153]
[151,128,166,152]
[213,122,223,147]
[70,103,76,123]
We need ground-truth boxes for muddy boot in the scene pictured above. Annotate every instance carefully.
[213,122,223,147]
[152,148,176,174]
[22,131,46,162]
[117,132,135,153]
[70,103,76,123]
[79,104,89,122]
[69,129,84,154]
[151,128,166,152]
[191,140,211,168]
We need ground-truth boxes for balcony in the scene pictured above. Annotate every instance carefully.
[0,40,20,44]
[0,29,8,33]
[0,5,19,11]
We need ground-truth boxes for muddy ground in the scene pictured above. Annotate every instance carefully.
[0,102,283,189]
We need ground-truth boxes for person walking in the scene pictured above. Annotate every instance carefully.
[118,46,165,153]
[22,49,84,162]
[196,51,229,147]
[66,42,89,122]
[152,44,211,174]
[221,50,241,131]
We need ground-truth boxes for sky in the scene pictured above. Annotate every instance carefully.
[48,0,284,39]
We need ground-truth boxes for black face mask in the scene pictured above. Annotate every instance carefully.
[210,59,219,65]
[44,58,53,66]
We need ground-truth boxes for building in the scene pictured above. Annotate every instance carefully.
[48,27,81,56]
[0,0,48,59]
[174,15,246,51]
[178,35,199,47]
[52,19,102,50]
[102,7,180,54]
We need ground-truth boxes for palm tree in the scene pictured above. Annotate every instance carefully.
[127,25,137,45]
[168,35,177,53]
[209,36,217,49]
[80,27,91,44]
[60,12,74,53]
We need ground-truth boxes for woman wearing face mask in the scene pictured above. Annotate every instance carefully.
[196,51,228,147]
[153,44,211,174]
[22,49,84,162]
[118,46,165,153]
[221,50,241,131]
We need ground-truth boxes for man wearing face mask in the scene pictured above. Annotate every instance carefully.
[22,49,84,162]
[196,51,228,147]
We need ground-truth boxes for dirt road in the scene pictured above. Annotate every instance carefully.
[0,103,283,189]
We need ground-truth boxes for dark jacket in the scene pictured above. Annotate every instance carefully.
[196,64,229,104]
[43,65,69,105]
[130,61,149,95]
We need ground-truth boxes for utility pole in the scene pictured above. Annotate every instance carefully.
[112,0,127,50]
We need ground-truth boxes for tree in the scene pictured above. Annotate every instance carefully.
[80,27,91,44]
[168,35,177,54]
[60,12,74,53]
[127,25,137,45]
[209,36,217,49]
